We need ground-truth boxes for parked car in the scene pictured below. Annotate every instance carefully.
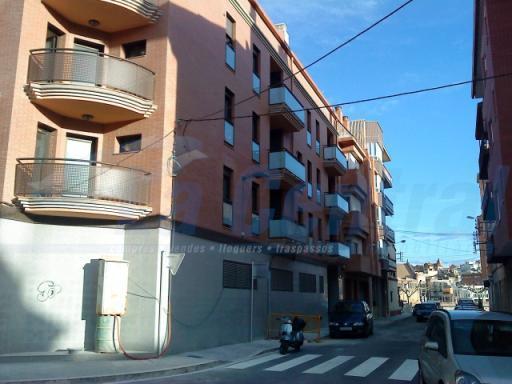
[454,303,481,311]
[418,310,512,384]
[457,298,477,306]
[413,302,439,322]
[328,300,374,338]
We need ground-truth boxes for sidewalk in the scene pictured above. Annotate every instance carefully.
[374,310,412,326]
[0,340,277,384]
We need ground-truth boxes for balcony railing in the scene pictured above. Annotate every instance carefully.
[343,211,370,238]
[324,193,349,215]
[269,218,307,242]
[27,49,155,100]
[325,242,350,259]
[373,159,392,188]
[379,192,394,216]
[14,158,152,219]
[307,182,313,198]
[268,150,306,184]
[269,86,305,129]
[384,224,395,243]
[340,169,368,200]
[323,145,348,175]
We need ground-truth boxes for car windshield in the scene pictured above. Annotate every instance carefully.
[451,320,512,357]
[334,302,363,313]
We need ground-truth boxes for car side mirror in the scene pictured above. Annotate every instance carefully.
[424,341,439,351]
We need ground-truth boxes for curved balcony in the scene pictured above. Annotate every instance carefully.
[268,150,306,189]
[42,0,161,33]
[14,158,152,220]
[25,49,156,123]
[269,86,305,132]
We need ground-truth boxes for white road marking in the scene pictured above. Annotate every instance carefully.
[389,359,419,381]
[264,354,321,372]
[227,353,285,369]
[303,355,354,374]
[344,357,389,377]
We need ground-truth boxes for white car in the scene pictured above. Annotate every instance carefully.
[418,310,512,384]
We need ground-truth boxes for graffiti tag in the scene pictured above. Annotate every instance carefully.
[37,281,62,302]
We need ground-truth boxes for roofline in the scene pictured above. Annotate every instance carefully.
[248,0,343,128]
[472,0,483,98]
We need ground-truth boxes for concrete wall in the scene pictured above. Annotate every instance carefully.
[0,218,124,354]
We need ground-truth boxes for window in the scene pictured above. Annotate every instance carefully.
[46,24,63,49]
[427,317,448,358]
[225,14,236,70]
[252,45,261,93]
[299,272,316,293]
[308,213,314,240]
[251,182,260,231]
[117,134,142,153]
[223,166,233,203]
[252,113,260,162]
[318,218,323,240]
[307,161,312,199]
[223,167,233,227]
[297,207,304,226]
[224,88,234,145]
[306,112,312,147]
[223,260,251,289]
[35,124,56,158]
[316,169,321,204]
[271,269,293,291]
[252,182,259,214]
[315,120,320,155]
[319,276,325,294]
[123,40,146,58]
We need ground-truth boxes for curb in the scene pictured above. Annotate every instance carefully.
[0,360,224,384]
[0,346,280,384]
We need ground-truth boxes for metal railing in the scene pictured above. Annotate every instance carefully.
[15,158,151,206]
[268,150,306,182]
[268,218,307,242]
[269,85,305,124]
[27,48,155,100]
[326,242,350,258]
[324,193,349,213]
[323,145,348,169]
[384,224,395,243]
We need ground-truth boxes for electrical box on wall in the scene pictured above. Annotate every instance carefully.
[96,259,129,316]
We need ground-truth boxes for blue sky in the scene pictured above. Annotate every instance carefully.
[259,0,480,265]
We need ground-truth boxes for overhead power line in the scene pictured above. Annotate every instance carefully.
[196,0,417,121]
[395,229,473,237]
[184,72,512,123]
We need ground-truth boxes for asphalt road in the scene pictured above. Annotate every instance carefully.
[127,317,426,384]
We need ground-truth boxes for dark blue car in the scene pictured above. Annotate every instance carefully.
[412,302,439,322]
[328,300,374,338]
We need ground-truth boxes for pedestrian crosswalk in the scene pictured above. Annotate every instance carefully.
[227,352,419,382]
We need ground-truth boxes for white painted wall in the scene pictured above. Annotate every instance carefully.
[0,218,124,354]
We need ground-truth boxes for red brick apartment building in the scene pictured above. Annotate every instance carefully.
[0,0,397,354]
[473,0,512,312]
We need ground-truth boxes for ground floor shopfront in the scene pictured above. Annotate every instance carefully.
[0,213,342,355]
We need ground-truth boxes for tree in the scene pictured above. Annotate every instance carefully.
[398,281,419,305]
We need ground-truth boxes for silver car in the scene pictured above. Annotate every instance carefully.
[418,310,512,384]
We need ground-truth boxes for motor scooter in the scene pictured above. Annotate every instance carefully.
[278,316,306,354]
